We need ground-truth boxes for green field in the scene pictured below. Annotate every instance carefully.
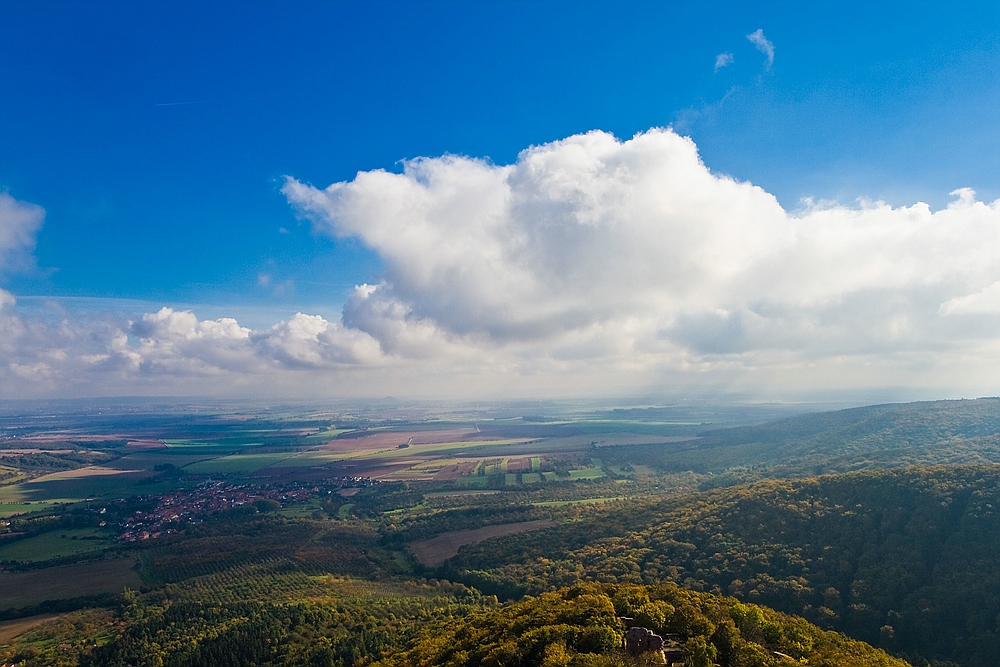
[8,474,176,506]
[0,527,114,562]
[160,440,250,456]
[0,484,82,512]
[569,468,606,480]
[521,472,541,483]
[0,500,74,518]
[106,452,217,469]
[505,473,518,486]
[351,439,528,460]
[480,459,505,476]
[183,452,295,474]
[270,451,345,467]
[275,500,324,518]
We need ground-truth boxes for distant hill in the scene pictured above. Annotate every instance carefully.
[446,465,1000,667]
[602,398,1000,481]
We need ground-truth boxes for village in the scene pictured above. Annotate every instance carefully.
[114,476,376,542]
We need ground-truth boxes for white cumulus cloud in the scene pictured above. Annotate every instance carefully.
[6,129,1000,400]
[279,128,1000,398]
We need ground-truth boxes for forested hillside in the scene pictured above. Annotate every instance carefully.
[377,583,908,667]
[601,398,1000,481]
[446,465,1000,667]
[5,579,906,667]
[81,590,482,667]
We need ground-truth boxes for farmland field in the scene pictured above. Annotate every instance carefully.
[29,467,140,483]
[0,527,114,562]
[568,468,606,479]
[0,558,143,609]
[9,473,168,505]
[183,452,295,474]
[0,614,64,643]
[0,500,70,518]
[407,519,559,567]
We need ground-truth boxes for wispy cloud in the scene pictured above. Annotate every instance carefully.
[0,193,43,275]
[714,52,734,72]
[746,29,774,70]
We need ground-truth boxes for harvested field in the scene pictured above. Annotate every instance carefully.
[506,457,530,472]
[381,471,437,481]
[15,434,126,447]
[408,519,558,567]
[0,558,143,609]
[126,439,168,449]
[29,466,141,483]
[435,460,477,480]
[0,614,63,643]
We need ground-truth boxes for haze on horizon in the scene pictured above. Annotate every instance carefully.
[2,2,1000,403]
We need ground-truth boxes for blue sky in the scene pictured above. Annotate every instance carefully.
[3,2,1000,400]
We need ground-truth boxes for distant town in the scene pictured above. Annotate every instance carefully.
[114,477,376,542]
